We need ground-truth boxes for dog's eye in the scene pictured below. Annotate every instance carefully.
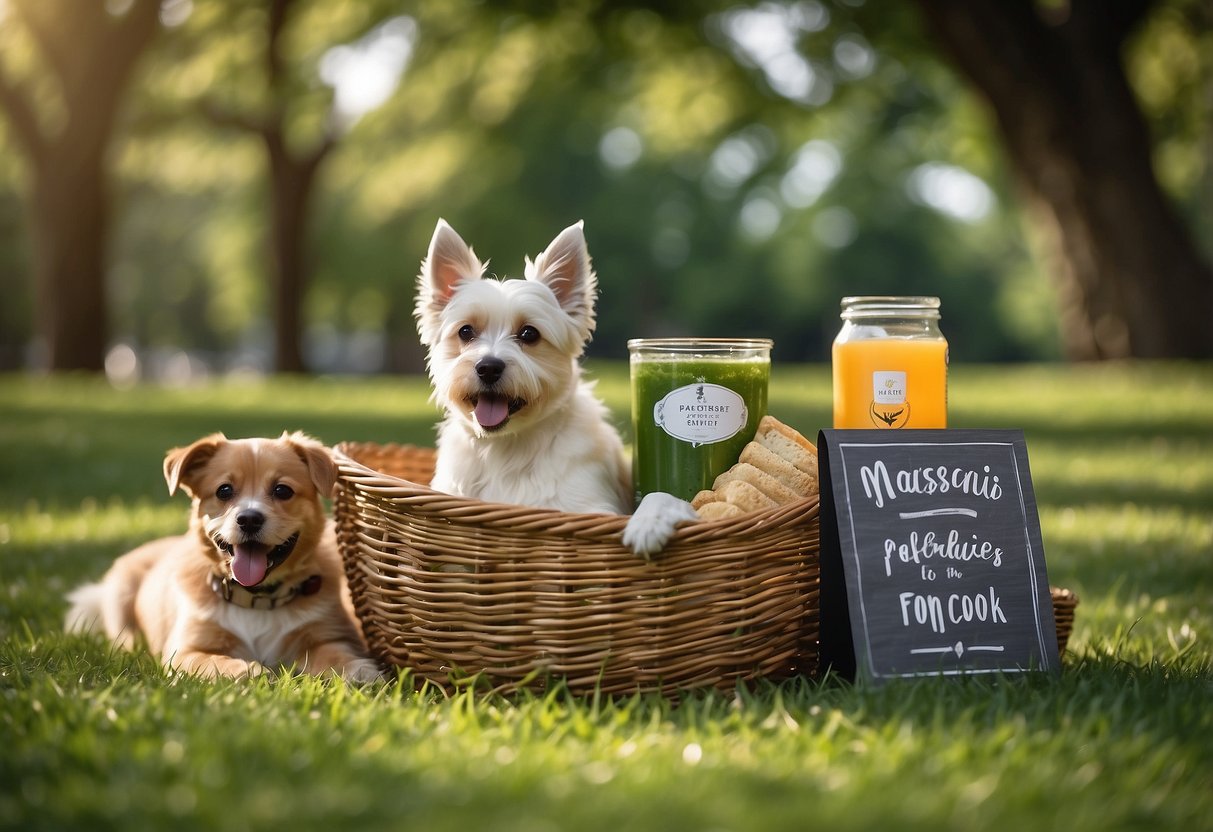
[216,484,234,501]
[458,325,476,343]
[272,483,294,501]
[517,325,541,345]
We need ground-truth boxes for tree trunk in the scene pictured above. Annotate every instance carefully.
[0,0,160,371]
[260,0,331,374]
[913,0,1213,359]
[29,149,109,371]
[264,128,329,374]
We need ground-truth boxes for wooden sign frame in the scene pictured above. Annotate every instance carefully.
[818,429,1060,683]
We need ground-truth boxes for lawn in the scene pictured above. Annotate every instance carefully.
[1,363,1211,832]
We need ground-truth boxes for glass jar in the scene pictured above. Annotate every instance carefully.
[628,338,772,503]
[832,296,948,429]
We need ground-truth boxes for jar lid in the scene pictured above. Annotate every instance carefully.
[840,296,940,320]
[627,337,773,354]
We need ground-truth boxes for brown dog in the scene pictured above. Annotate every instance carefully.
[65,432,381,682]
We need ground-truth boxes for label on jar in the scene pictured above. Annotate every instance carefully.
[653,383,749,447]
[870,371,910,428]
[872,371,907,404]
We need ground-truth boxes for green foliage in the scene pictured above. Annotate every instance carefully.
[1,365,1212,830]
[0,1,1209,368]
[1127,0,1213,260]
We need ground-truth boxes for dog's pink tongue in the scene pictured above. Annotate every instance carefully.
[232,544,269,587]
[474,394,510,428]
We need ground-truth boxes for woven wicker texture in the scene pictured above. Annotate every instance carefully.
[335,442,821,694]
[334,442,1079,693]
[1051,587,1079,656]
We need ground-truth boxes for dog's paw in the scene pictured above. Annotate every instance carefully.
[622,492,699,559]
[169,654,270,681]
[244,660,270,678]
[342,658,386,684]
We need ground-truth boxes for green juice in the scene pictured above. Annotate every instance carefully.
[629,340,772,504]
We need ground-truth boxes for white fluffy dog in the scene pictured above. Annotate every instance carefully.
[415,219,695,555]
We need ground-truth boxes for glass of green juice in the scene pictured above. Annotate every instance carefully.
[628,338,773,504]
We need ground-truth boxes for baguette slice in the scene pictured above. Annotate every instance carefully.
[716,479,778,513]
[754,415,818,477]
[713,462,801,505]
[696,501,744,521]
[740,442,818,497]
[690,415,819,522]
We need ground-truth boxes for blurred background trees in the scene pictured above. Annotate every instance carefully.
[915,0,1213,360]
[0,0,159,371]
[0,0,1209,376]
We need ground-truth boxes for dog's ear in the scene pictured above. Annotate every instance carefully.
[416,219,486,344]
[281,431,338,498]
[526,220,597,339]
[164,434,226,497]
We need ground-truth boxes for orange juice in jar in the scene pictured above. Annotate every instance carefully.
[832,296,948,429]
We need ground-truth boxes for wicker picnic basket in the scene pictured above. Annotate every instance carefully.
[333,442,821,695]
[333,442,1079,694]
[1051,587,1078,656]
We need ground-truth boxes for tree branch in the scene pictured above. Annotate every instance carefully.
[912,0,1072,114]
[198,97,272,138]
[10,0,161,151]
[0,62,45,164]
[10,0,77,88]
[1070,0,1157,47]
[267,0,297,91]
[106,0,164,87]
[302,131,337,177]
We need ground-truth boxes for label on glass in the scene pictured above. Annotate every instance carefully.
[870,370,910,428]
[872,371,907,404]
[653,383,749,447]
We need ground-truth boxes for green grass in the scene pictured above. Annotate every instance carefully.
[2,364,1211,832]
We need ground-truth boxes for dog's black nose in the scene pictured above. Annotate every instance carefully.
[236,510,264,534]
[475,356,506,385]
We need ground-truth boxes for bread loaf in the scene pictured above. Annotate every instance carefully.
[696,501,744,521]
[713,463,800,504]
[716,479,778,513]
[692,416,818,521]
[753,415,817,475]
[739,443,816,495]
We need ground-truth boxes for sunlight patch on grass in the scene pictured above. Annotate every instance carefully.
[2,499,182,549]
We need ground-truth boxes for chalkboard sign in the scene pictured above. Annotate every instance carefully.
[817,429,1059,683]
